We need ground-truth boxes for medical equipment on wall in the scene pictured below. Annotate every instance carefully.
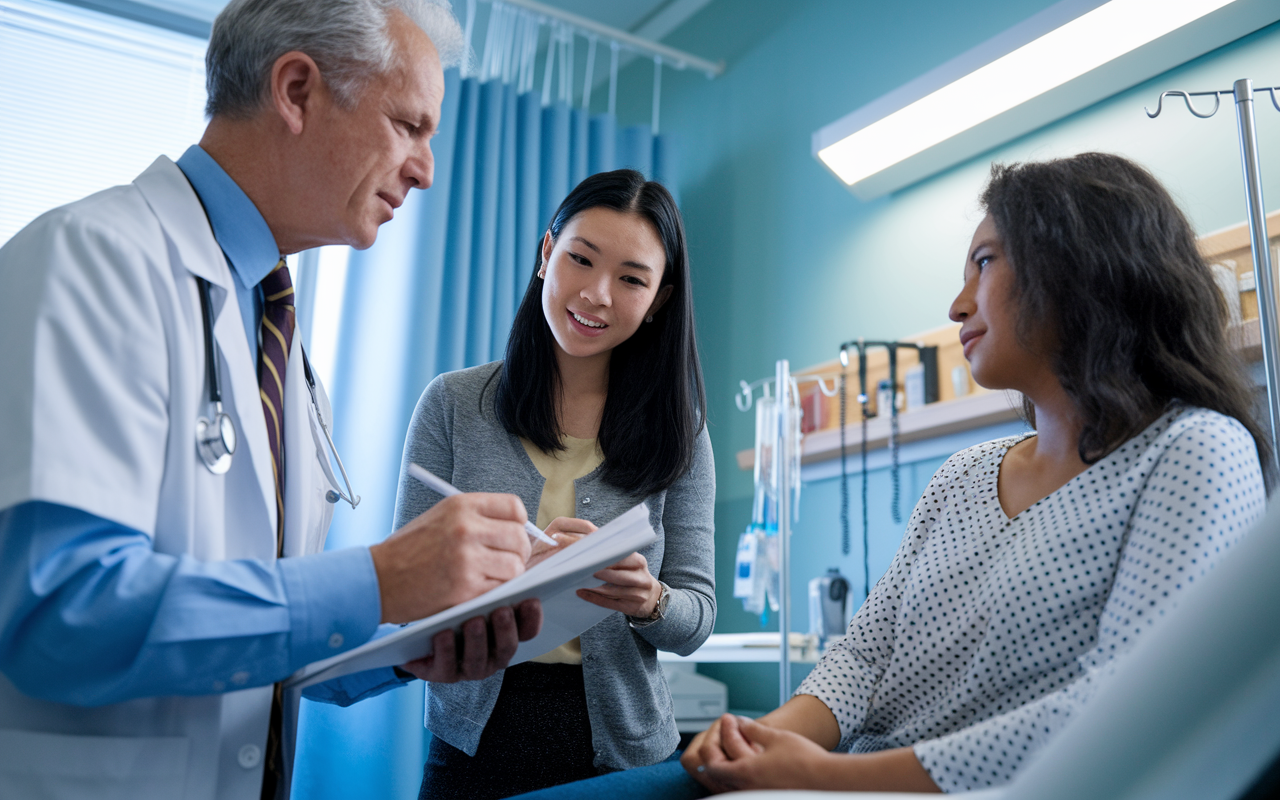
[1147,80,1280,472]
[837,340,938,598]
[808,567,851,646]
[904,363,927,411]
[194,277,360,510]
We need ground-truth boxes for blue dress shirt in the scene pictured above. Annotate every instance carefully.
[0,148,407,707]
[176,144,279,359]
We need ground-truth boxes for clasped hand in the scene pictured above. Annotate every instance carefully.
[681,713,833,794]
[680,706,941,794]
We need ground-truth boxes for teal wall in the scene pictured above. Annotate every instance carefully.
[615,1,1280,711]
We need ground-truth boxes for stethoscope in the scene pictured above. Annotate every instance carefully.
[194,276,360,509]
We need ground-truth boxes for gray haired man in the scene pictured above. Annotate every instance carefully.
[0,1,540,798]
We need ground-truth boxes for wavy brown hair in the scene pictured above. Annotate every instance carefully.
[981,152,1272,486]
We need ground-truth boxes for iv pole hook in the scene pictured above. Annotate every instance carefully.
[1145,90,1224,119]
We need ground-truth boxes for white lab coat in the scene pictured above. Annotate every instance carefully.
[0,157,343,799]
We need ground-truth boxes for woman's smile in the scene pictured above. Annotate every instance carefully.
[568,309,609,336]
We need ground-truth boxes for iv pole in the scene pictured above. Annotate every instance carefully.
[735,361,810,707]
[1148,80,1280,472]
[775,359,794,708]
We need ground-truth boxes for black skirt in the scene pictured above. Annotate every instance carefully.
[418,662,601,800]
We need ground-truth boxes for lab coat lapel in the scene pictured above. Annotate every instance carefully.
[133,156,230,290]
[214,302,280,544]
[134,156,279,547]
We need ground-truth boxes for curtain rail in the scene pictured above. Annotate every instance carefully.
[477,0,724,77]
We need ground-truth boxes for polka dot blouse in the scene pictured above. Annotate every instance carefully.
[796,405,1266,793]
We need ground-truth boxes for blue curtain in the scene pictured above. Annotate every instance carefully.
[290,69,678,800]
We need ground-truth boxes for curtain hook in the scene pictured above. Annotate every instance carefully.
[461,0,477,79]
[582,35,598,111]
[652,54,662,135]
[562,26,574,106]
[478,0,498,83]
[540,21,556,106]
[608,40,619,117]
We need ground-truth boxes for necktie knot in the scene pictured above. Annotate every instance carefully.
[262,259,293,306]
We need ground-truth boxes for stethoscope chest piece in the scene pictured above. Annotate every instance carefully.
[197,403,236,474]
[195,276,236,475]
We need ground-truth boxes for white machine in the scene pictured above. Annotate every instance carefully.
[661,662,728,733]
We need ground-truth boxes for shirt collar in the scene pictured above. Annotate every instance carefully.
[175,145,280,291]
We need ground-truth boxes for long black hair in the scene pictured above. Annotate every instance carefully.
[492,169,706,497]
[981,152,1272,484]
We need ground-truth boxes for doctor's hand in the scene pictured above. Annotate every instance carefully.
[397,598,543,683]
[370,493,532,624]
[527,517,596,568]
[576,551,661,618]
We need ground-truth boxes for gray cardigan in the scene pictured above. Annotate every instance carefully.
[392,362,716,770]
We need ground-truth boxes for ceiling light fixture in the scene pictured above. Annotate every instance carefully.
[813,0,1279,199]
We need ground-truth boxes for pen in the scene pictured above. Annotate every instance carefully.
[407,463,558,546]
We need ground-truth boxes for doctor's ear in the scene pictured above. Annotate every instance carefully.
[270,51,324,135]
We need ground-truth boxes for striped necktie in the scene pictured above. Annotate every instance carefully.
[258,259,293,800]
[258,259,294,554]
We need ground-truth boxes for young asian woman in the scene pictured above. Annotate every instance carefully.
[391,169,716,799]
[504,152,1270,799]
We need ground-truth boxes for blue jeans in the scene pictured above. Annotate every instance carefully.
[507,753,709,800]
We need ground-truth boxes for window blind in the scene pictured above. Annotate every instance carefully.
[0,0,207,246]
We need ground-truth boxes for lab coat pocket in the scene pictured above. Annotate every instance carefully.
[0,728,190,800]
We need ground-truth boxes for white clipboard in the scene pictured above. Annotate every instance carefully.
[285,502,656,690]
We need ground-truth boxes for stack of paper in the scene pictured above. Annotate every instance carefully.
[285,502,656,690]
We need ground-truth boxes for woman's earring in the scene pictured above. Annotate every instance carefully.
[537,266,545,279]
[645,315,654,323]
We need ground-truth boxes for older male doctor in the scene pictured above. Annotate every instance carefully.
[0,1,541,798]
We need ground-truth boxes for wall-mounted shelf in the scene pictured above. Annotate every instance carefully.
[737,389,1019,471]
[1197,209,1280,256]
[736,211,1280,472]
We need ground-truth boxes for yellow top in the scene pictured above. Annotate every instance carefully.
[521,434,604,665]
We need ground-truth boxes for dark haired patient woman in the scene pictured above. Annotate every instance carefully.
[393,169,714,799]
[508,152,1269,799]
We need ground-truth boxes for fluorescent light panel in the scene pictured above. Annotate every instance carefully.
[817,0,1237,187]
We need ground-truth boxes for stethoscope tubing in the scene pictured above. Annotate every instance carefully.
[301,348,360,510]
[196,276,223,404]
[195,276,358,509]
